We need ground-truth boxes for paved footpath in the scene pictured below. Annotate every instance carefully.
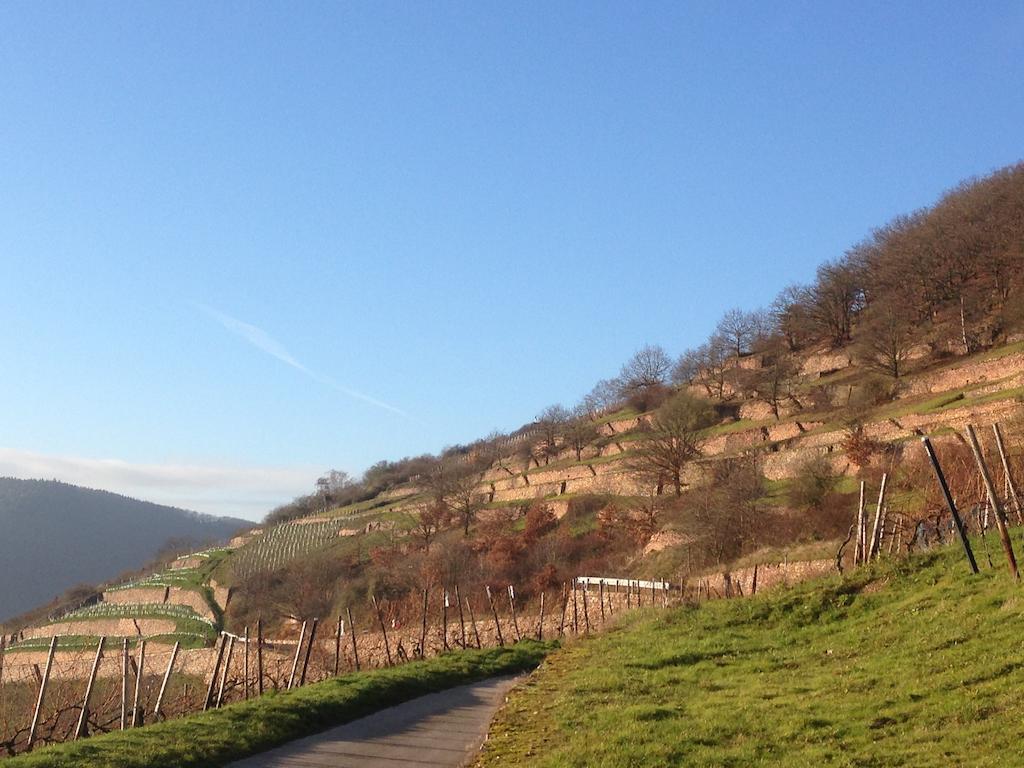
[228,674,523,768]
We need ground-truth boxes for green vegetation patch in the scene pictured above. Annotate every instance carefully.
[479,547,1024,767]
[10,642,551,768]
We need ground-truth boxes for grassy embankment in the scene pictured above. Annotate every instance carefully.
[479,544,1024,767]
[9,642,551,768]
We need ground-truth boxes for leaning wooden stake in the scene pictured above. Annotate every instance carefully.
[599,581,606,621]
[485,586,504,646]
[868,473,889,560]
[922,436,979,574]
[557,583,568,638]
[299,618,318,687]
[0,636,5,689]
[455,584,467,649]
[993,423,1024,524]
[571,580,579,634]
[153,641,179,720]
[371,595,393,666]
[287,621,306,689]
[216,635,234,708]
[131,639,146,726]
[347,606,360,670]
[855,481,867,565]
[256,618,265,695]
[204,633,226,710]
[537,591,546,640]
[465,596,482,648]
[967,424,1019,579]
[334,616,343,676]
[75,636,105,739]
[508,585,522,642]
[581,583,591,633]
[419,588,429,659]
[441,589,450,651]
[243,627,250,699]
[121,638,130,726]
[28,636,57,750]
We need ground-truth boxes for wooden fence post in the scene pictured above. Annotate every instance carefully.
[121,638,130,727]
[442,588,450,651]
[153,641,179,720]
[371,595,393,666]
[599,581,605,622]
[299,618,318,687]
[0,635,5,689]
[216,635,234,708]
[256,618,264,695]
[287,621,307,689]
[485,586,504,646]
[204,633,226,711]
[131,639,147,727]
[508,585,522,642]
[75,636,105,739]
[868,473,889,560]
[557,583,568,638]
[967,424,1019,579]
[419,588,429,659]
[922,436,980,574]
[855,481,867,565]
[537,591,545,641]
[243,627,250,699]
[334,616,343,676]
[571,580,579,634]
[993,423,1024,524]
[455,584,467,649]
[347,606,360,671]
[581,583,590,633]
[27,636,57,750]
[465,596,482,649]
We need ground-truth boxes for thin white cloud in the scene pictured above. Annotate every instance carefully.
[199,304,408,417]
[0,447,316,522]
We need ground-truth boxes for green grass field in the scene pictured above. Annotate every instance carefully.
[478,545,1024,767]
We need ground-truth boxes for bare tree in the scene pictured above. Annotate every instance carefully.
[716,308,758,357]
[857,304,915,379]
[564,405,600,462]
[408,502,447,552]
[676,336,730,400]
[616,344,672,408]
[627,392,716,496]
[581,378,622,417]
[742,342,800,418]
[535,404,571,464]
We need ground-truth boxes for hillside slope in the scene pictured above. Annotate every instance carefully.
[478,544,1024,767]
[0,478,246,621]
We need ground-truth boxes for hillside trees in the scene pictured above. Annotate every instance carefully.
[627,392,716,496]
[857,303,916,379]
[674,337,730,400]
[742,341,801,418]
[564,406,600,461]
[536,404,571,464]
[616,344,672,410]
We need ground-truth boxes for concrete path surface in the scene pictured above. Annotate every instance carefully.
[228,674,524,768]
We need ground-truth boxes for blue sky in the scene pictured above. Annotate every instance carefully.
[1,2,1022,520]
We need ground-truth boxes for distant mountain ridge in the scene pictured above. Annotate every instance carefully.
[0,477,247,621]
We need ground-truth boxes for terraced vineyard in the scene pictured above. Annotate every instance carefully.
[229,520,340,578]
